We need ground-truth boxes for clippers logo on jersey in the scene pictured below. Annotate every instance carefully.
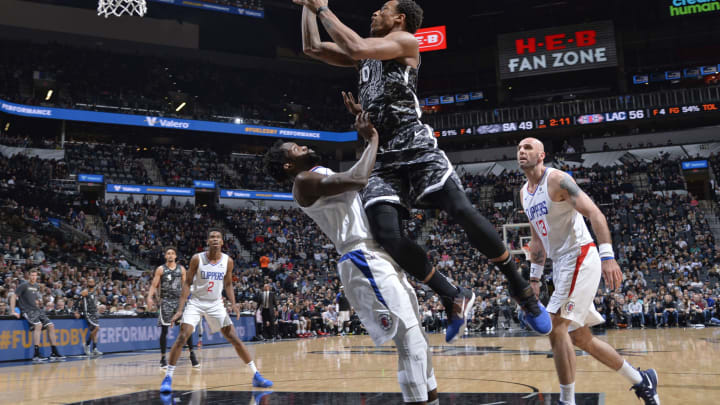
[378,313,393,331]
[200,270,225,281]
[526,201,548,221]
[565,301,575,313]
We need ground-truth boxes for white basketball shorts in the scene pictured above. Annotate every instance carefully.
[548,242,605,332]
[182,298,232,334]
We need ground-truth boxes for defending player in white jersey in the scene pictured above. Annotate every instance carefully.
[517,138,659,405]
[160,229,272,393]
[264,112,438,405]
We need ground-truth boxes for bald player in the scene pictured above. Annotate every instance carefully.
[517,138,659,405]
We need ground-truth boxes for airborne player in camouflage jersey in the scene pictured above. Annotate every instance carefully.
[295,0,551,342]
[147,247,199,369]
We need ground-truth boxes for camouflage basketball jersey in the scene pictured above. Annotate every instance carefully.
[82,289,98,315]
[357,59,428,151]
[159,264,183,303]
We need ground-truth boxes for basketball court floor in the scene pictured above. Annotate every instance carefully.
[2,327,718,405]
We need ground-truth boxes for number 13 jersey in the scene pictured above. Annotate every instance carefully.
[521,168,594,261]
[192,252,228,302]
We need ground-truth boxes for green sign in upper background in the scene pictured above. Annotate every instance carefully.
[668,0,720,17]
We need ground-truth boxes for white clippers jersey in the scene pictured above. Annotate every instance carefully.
[521,167,594,260]
[298,166,374,255]
[191,252,229,302]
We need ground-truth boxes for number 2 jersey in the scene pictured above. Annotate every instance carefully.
[521,168,594,261]
[191,252,229,302]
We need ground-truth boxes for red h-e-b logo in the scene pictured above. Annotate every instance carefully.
[515,30,597,55]
[415,26,447,52]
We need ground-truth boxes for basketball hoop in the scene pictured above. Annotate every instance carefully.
[97,0,147,18]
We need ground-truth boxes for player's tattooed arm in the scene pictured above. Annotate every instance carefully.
[530,243,545,264]
[553,172,614,246]
[559,175,582,208]
[526,210,546,266]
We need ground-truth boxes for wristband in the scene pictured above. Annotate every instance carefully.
[530,263,544,279]
[601,257,614,262]
[598,243,614,259]
[316,6,329,16]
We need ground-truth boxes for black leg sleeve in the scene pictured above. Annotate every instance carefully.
[366,202,458,298]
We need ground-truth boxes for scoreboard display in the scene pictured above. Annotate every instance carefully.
[434,102,720,137]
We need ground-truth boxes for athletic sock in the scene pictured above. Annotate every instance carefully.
[427,399,439,405]
[34,345,40,356]
[247,360,259,374]
[559,382,575,404]
[166,365,175,378]
[427,270,460,298]
[618,360,643,385]
[495,256,529,296]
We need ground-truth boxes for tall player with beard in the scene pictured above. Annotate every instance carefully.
[517,138,659,405]
[292,0,550,341]
[264,112,439,404]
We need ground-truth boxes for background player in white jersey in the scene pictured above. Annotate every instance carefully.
[264,112,438,405]
[160,229,272,393]
[517,138,659,405]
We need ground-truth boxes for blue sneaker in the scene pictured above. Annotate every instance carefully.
[514,287,552,335]
[253,390,274,404]
[252,371,273,388]
[160,375,173,393]
[557,401,569,405]
[445,288,476,343]
[160,392,175,405]
[631,368,660,405]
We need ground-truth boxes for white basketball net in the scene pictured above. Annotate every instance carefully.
[97,0,147,18]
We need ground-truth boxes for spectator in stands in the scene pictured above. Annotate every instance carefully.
[661,294,679,327]
[628,296,644,328]
[322,305,339,335]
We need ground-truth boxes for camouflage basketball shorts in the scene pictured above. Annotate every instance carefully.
[85,311,99,328]
[361,124,463,211]
[158,299,181,326]
[23,309,52,330]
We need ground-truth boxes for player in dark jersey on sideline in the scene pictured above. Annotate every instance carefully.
[10,270,66,362]
[294,0,551,340]
[147,247,199,369]
[74,277,103,357]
